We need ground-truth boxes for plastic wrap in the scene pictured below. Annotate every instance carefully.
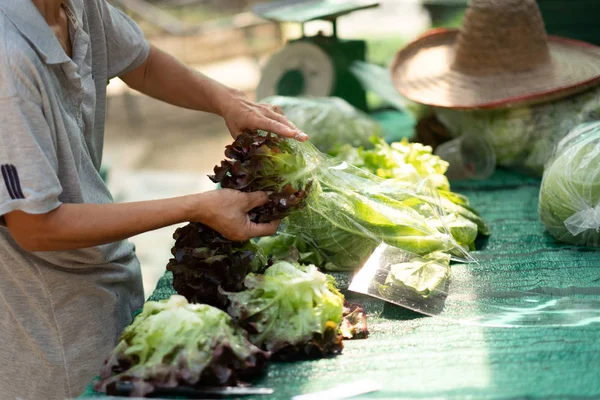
[279,154,473,271]
[260,96,382,156]
[209,131,478,272]
[432,85,600,176]
[349,243,600,328]
[539,121,600,246]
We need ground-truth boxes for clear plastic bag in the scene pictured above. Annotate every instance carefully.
[281,158,470,271]
[260,96,382,156]
[245,136,479,271]
[432,85,600,176]
[539,121,600,246]
[211,131,479,271]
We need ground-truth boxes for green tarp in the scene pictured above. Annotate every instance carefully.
[81,170,600,399]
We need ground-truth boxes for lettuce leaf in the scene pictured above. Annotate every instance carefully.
[379,256,451,299]
[210,132,312,223]
[336,137,450,191]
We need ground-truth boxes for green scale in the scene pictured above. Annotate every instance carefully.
[253,0,380,113]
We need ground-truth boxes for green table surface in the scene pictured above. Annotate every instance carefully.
[81,170,600,399]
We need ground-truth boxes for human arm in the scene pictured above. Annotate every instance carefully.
[119,45,308,141]
[4,189,278,252]
[97,0,306,140]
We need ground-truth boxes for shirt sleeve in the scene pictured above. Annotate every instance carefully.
[98,1,151,79]
[0,97,62,218]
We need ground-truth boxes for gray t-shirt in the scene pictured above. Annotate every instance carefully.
[0,1,149,398]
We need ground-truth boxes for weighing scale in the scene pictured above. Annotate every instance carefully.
[252,0,380,113]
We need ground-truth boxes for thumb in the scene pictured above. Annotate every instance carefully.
[243,191,270,211]
[247,219,280,238]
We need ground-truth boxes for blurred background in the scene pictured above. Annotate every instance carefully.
[102,0,469,297]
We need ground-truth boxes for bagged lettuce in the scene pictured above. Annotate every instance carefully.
[207,131,470,271]
[335,137,490,239]
[95,296,268,397]
[539,121,600,246]
[261,96,382,156]
[336,137,450,191]
[379,255,451,299]
[433,85,600,176]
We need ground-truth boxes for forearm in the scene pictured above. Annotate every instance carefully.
[5,196,195,252]
[120,45,238,116]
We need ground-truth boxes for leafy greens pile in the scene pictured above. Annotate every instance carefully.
[165,136,355,353]
[336,137,450,191]
[94,296,269,397]
[95,101,492,397]
[166,222,360,356]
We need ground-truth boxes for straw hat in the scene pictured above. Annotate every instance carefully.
[391,0,600,109]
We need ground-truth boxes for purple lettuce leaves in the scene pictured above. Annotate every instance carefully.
[341,301,369,340]
[168,131,314,307]
[209,131,313,223]
[167,223,266,310]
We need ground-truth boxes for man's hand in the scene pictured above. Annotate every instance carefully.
[219,92,308,141]
[195,189,280,241]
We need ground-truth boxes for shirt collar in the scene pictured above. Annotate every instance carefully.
[0,0,71,65]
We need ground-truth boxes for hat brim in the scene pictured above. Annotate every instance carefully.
[391,28,600,110]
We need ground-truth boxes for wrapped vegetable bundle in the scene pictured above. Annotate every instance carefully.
[334,136,490,239]
[432,85,600,176]
[208,131,471,271]
[261,96,382,156]
[539,121,600,246]
[94,296,269,397]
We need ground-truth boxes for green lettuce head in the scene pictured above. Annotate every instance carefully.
[94,295,269,397]
[222,261,345,359]
[539,121,600,246]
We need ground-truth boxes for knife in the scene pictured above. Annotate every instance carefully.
[348,243,450,316]
[107,381,274,398]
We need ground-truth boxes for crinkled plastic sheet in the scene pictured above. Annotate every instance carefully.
[433,85,600,176]
[260,96,382,155]
[274,138,474,272]
[539,121,600,246]
[349,243,600,328]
